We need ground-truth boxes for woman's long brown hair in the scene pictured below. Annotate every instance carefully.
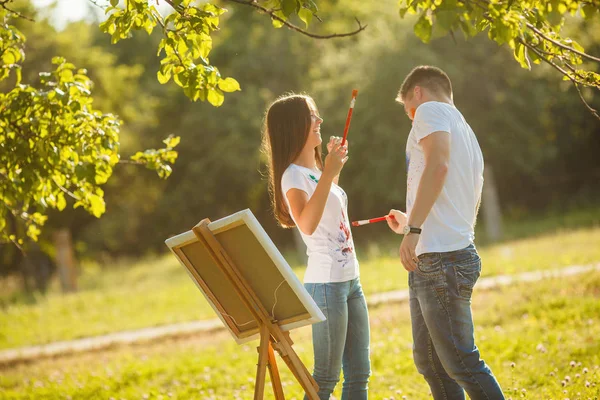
[261,94,323,228]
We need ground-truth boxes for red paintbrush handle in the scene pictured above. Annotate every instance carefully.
[341,89,358,146]
[351,214,395,227]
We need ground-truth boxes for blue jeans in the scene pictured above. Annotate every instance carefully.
[409,244,505,400]
[304,278,371,400]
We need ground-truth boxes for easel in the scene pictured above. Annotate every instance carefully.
[192,219,320,400]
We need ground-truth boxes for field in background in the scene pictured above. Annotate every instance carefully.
[0,207,599,350]
[1,271,599,399]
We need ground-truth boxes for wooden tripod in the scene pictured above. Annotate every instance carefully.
[192,219,319,400]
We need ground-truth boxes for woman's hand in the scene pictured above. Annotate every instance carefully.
[386,209,407,234]
[327,136,349,153]
[323,140,348,180]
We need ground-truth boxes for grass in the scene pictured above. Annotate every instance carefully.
[1,270,599,399]
[0,216,599,350]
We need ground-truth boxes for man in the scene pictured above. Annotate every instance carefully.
[386,65,505,400]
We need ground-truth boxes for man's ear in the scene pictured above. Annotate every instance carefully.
[414,85,421,100]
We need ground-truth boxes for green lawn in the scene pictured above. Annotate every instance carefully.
[1,270,599,399]
[0,223,599,351]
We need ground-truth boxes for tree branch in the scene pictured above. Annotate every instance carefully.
[564,61,596,86]
[163,0,183,13]
[573,83,600,120]
[0,0,34,21]
[52,177,80,201]
[86,0,108,10]
[520,39,600,121]
[118,159,144,165]
[466,0,600,63]
[526,22,600,64]
[224,0,367,39]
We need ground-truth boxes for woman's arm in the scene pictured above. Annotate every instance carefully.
[286,142,348,235]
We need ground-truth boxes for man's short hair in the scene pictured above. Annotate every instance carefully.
[397,66,453,103]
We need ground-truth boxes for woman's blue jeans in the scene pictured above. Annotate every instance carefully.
[303,278,371,400]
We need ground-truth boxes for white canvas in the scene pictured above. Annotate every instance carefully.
[165,209,326,344]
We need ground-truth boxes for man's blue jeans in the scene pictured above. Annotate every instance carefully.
[304,278,371,400]
[410,244,505,400]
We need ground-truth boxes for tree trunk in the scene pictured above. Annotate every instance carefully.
[53,228,78,292]
[482,166,503,242]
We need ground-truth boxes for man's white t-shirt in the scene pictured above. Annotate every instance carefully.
[406,101,484,256]
[281,164,359,283]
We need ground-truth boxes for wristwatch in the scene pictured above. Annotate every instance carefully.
[402,225,422,235]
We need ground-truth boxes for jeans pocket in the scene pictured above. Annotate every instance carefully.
[453,259,481,299]
[306,283,328,307]
[416,253,443,277]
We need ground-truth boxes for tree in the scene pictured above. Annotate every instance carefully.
[0,0,365,246]
[0,7,181,246]
[97,0,365,104]
[1,0,598,250]
[398,0,600,119]
[100,0,596,116]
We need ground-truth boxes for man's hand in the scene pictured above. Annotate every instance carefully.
[399,233,419,271]
[386,209,407,234]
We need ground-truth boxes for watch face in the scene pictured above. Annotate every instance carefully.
[403,225,410,235]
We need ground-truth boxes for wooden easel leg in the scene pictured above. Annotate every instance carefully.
[267,341,285,400]
[254,325,270,400]
[273,338,320,400]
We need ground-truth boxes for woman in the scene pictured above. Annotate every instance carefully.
[261,93,371,399]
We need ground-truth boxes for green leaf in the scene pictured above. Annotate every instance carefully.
[110,0,119,6]
[56,192,67,211]
[157,68,171,84]
[304,0,318,13]
[163,135,181,148]
[281,0,297,17]
[27,224,41,241]
[414,12,433,43]
[217,77,241,93]
[1,49,17,64]
[514,42,531,70]
[271,10,286,28]
[298,7,313,28]
[95,163,113,184]
[173,71,188,87]
[143,19,154,35]
[88,193,106,218]
[199,34,212,59]
[207,88,224,107]
[435,10,458,32]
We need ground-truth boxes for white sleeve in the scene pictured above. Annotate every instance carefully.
[281,168,312,199]
[412,103,451,142]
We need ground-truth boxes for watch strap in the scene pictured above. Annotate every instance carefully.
[409,227,422,234]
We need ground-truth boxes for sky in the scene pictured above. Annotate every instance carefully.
[31,0,105,28]
[30,0,173,30]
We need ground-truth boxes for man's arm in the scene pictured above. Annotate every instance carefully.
[400,130,450,271]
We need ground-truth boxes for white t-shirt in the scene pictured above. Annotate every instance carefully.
[281,164,359,283]
[406,101,484,256]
